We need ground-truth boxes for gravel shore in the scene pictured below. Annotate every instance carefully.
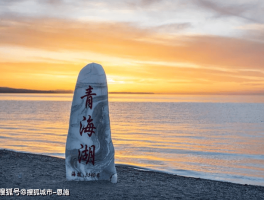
[0,149,263,200]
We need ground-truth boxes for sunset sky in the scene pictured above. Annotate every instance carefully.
[0,0,264,94]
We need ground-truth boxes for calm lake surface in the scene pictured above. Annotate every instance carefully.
[0,93,264,186]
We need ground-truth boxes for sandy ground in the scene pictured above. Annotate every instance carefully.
[0,149,263,200]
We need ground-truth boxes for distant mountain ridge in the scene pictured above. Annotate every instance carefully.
[0,87,154,94]
[0,87,73,93]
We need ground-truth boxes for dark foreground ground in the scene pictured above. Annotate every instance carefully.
[0,150,263,200]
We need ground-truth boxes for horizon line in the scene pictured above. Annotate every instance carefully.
[0,87,264,95]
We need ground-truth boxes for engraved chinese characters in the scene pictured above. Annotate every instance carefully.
[65,63,117,183]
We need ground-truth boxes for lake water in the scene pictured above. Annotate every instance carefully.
[0,93,264,186]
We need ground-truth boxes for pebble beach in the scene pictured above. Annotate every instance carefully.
[1,149,263,200]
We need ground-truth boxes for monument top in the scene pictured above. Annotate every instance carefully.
[77,63,106,83]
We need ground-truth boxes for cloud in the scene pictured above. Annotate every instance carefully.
[194,0,264,23]
[0,16,264,71]
[154,23,191,32]
[243,27,264,43]
[45,0,64,5]
[0,0,180,19]
[1,0,264,94]
[126,0,161,8]
[0,0,24,6]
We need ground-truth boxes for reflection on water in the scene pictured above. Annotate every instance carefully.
[2,93,264,103]
[0,94,264,186]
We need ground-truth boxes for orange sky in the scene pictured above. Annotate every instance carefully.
[0,1,264,94]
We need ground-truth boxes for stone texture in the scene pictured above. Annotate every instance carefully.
[65,63,117,183]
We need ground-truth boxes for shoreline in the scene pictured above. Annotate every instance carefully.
[1,149,263,199]
[3,149,264,188]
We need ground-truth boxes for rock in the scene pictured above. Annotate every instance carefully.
[65,63,117,183]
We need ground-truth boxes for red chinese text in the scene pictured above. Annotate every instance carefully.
[79,115,96,137]
[78,144,95,165]
[81,85,96,109]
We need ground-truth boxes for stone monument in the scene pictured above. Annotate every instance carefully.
[65,63,117,183]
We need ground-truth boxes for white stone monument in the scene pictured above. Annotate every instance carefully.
[65,63,117,183]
